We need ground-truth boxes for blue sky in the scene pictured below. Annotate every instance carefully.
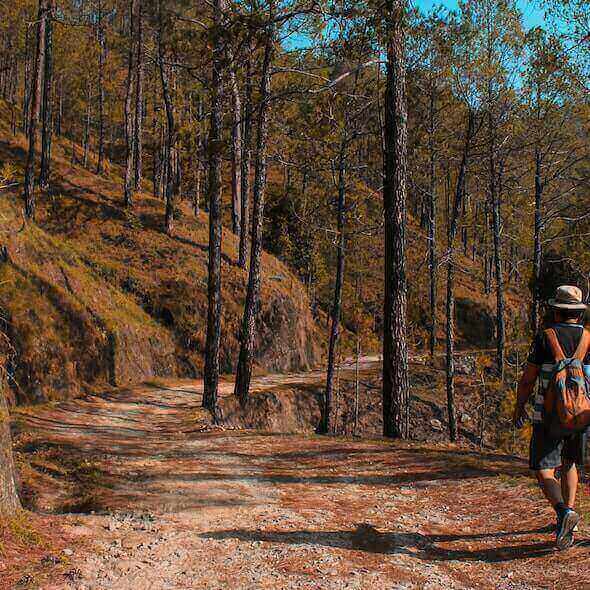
[414,0,547,30]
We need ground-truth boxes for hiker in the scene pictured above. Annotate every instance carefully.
[514,285,590,550]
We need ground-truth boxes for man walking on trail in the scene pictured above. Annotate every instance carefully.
[515,285,590,550]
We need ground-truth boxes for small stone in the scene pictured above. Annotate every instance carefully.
[63,548,74,556]
[430,419,443,431]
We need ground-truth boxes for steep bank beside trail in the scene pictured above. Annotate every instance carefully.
[0,102,323,405]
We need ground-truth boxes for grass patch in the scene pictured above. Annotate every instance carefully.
[0,511,47,556]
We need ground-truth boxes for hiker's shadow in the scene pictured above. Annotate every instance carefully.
[201,522,590,563]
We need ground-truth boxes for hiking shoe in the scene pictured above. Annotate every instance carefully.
[556,509,580,550]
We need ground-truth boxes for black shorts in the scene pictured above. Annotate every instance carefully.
[529,424,587,471]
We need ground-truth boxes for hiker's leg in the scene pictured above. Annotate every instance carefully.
[536,469,565,508]
[530,425,563,509]
[561,431,586,510]
[561,462,578,509]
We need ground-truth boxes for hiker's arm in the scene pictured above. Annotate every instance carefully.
[513,362,540,424]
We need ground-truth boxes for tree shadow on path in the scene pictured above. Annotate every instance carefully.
[201,522,589,563]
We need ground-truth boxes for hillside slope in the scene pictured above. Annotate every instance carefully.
[0,102,323,404]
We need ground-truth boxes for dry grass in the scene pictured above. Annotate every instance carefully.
[0,99,323,404]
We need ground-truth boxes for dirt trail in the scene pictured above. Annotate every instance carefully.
[10,365,590,590]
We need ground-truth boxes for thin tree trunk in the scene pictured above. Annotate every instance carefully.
[96,0,106,174]
[83,85,90,168]
[354,326,360,437]
[123,0,137,207]
[203,0,224,417]
[56,74,62,135]
[22,24,31,136]
[427,84,437,358]
[39,0,54,190]
[483,202,491,294]
[157,8,175,235]
[133,0,144,188]
[0,373,20,515]
[238,51,253,268]
[23,0,48,220]
[194,132,202,215]
[228,55,242,236]
[234,20,274,406]
[532,145,543,332]
[489,111,505,379]
[152,113,160,197]
[322,140,347,435]
[445,108,475,443]
[382,0,409,439]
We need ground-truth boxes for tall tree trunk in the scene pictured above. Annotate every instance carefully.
[321,140,347,435]
[234,20,274,406]
[445,108,475,443]
[123,0,137,207]
[488,112,505,379]
[203,0,225,416]
[157,6,175,235]
[83,83,90,168]
[483,202,491,294]
[532,145,543,332]
[194,132,202,215]
[133,0,144,188]
[382,0,409,439]
[96,0,106,174]
[238,51,253,268]
[228,57,242,236]
[23,0,48,220]
[427,84,437,358]
[22,24,31,136]
[0,372,20,515]
[152,112,160,197]
[56,74,62,136]
[39,0,54,190]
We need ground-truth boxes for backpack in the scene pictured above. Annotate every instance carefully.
[543,327,590,437]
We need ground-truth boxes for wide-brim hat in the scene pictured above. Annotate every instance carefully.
[548,285,587,311]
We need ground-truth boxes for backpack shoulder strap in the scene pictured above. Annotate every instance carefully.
[544,328,566,362]
[574,328,590,361]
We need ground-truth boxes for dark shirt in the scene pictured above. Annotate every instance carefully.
[527,323,590,366]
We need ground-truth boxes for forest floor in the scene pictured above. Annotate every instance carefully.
[5,361,590,590]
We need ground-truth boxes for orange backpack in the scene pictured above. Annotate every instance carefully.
[543,328,590,437]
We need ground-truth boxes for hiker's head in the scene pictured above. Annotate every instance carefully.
[548,285,587,323]
[553,308,585,323]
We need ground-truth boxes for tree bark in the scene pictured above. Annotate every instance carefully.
[0,371,20,515]
[22,24,31,136]
[234,20,274,406]
[228,53,242,236]
[96,0,106,174]
[83,83,90,168]
[445,108,475,443]
[488,111,505,379]
[321,140,346,435]
[56,75,62,136]
[39,0,54,190]
[123,0,137,207]
[532,145,543,332]
[23,0,48,220]
[382,0,409,439]
[203,0,225,417]
[427,84,437,358]
[157,3,175,235]
[238,51,253,268]
[133,0,144,188]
